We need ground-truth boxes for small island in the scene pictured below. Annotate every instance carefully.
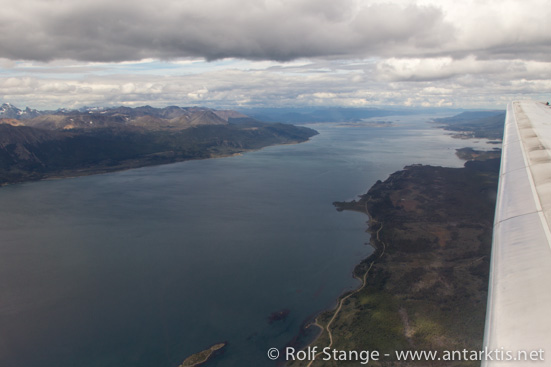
[179,342,227,367]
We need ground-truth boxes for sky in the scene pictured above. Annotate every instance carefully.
[0,0,550,110]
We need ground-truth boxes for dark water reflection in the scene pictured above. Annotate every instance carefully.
[0,116,492,367]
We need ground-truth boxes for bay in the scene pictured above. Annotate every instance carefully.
[0,114,495,367]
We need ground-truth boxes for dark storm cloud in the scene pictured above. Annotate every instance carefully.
[0,0,455,62]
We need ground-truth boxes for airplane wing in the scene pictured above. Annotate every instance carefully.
[483,101,551,366]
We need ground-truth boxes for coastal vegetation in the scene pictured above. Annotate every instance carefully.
[289,112,504,367]
[455,147,501,161]
[322,158,500,367]
[291,159,500,367]
[0,105,317,185]
[433,111,505,140]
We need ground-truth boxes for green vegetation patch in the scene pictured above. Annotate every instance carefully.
[296,155,500,367]
[0,122,317,185]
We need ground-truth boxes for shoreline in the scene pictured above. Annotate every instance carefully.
[301,218,386,367]
[0,136,315,187]
[289,156,500,367]
[0,118,318,187]
[178,342,227,367]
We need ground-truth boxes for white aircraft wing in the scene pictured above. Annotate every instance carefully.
[483,101,551,366]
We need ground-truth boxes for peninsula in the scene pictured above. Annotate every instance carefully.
[0,103,317,186]
[289,112,504,367]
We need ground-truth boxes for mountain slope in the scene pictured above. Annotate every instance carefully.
[0,106,318,185]
[433,111,505,140]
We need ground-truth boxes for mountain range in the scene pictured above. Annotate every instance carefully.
[0,103,317,185]
[0,103,249,130]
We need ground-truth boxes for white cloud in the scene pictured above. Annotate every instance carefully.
[1,55,550,110]
[1,0,550,109]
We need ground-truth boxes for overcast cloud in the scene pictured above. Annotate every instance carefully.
[0,0,550,109]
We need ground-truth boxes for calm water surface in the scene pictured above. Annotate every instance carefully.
[0,115,496,367]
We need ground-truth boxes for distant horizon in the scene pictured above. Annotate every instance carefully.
[1,0,549,111]
[1,100,509,113]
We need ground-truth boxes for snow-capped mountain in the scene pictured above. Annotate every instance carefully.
[0,103,41,119]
